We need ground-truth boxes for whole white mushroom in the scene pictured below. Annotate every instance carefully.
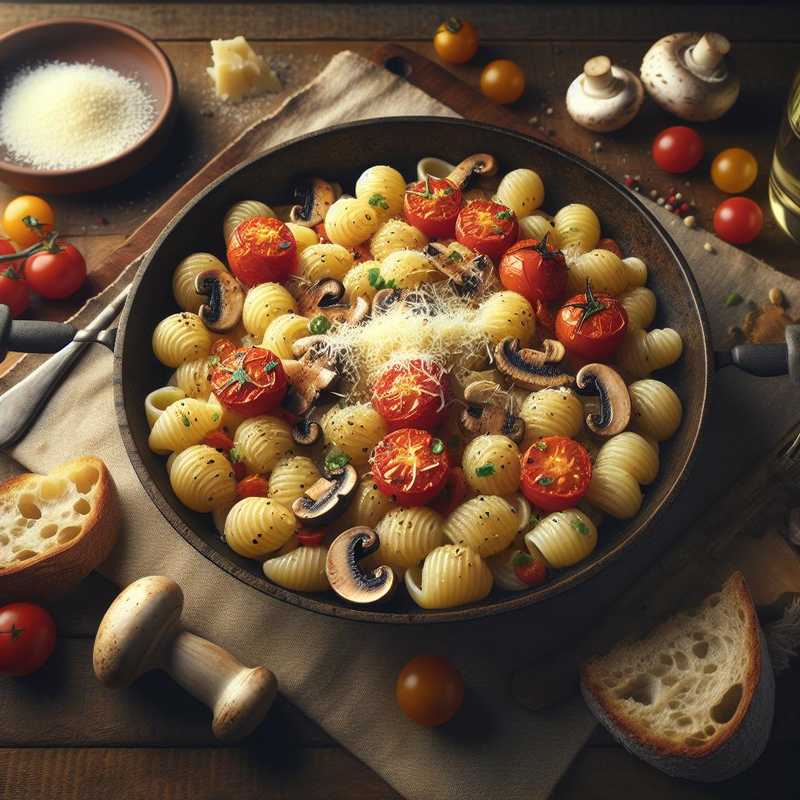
[566,56,644,133]
[640,32,740,121]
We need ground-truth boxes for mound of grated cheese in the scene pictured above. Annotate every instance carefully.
[0,61,156,170]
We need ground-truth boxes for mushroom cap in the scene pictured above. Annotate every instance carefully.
[575,363,631,437]
[195,269,245,332]
[289,177,338,227]
[93,575,183,688]
[291,463,358,526]
[566,60,644,133]
[292,417,322,446]
[494,337,574,390]
[325,526,396,605]
[640,32,740,122]
[446,153,498,189]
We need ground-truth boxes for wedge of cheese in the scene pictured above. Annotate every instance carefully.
[206,36,280,102]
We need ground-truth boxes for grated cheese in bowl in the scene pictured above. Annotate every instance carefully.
[0,61,157,171]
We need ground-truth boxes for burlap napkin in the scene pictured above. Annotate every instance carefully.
[5,51,800,799]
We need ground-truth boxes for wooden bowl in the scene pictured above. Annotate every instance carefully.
[0,17,177,194]
[115,118,712,624]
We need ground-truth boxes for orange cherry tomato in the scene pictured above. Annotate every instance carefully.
[711,148,758,194]
[236,474,268,499]
[498,238,568,305]
[227,216,297,287]
[372,358,449,432]
[433,18,479,65]
[713,197,763,244]
[403,176,462,239]
[555,283,628,361]
[480,60,525,105]
[210,346,287,417]
[2,195,54,247]
[396,655,464,727]
[455,199,518,262]
[520,436,592,512]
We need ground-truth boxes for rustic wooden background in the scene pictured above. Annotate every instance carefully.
[1,3,800,798]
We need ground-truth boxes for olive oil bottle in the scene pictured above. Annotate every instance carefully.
[770,71,800,242]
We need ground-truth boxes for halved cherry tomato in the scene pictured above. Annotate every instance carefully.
[24,241,86,300]
[498,238,568,305]
[403,176,462,239]
[210,346,287,416]
[431,466,468,517]
[597,238,622,258]
[713,197,763,245]
[0,602,56,677]
[2,196,54,247]
[0,241,28,318]
[396,655,464,726]
[652,126,704,174]
[520,437,592,512]
[512,551,547,587]
[555,283,628,360]
[371,428,450,506]
[372,359,448,432]
[211,337,238,361]
[227,216,297,287]
[455,200,518,262]
[236,474,268,499]
[433,18,479,65]
[480,60,525,105]
[297,528,326,547]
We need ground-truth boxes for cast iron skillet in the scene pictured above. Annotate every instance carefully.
[114,117,714,624]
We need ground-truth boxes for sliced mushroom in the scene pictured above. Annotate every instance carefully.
[460,380,525,442]
[289,178,338,227]
[575,363,630,437]
[281,354,338,416]
[194,269,244,332]
[298,279,369,326]
[292,417,322,446]
[292,463,358,527]
[370,286,432,316]
[423,242,492,296]
[494,337,574,390]
[325,526,396,605]
[446,153,498,189]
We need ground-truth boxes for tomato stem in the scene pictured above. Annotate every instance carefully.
[0,230,62,263]
[563,279,607,333]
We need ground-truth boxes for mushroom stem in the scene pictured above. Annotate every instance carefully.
[688,33,730,73]
[582,56,619,98]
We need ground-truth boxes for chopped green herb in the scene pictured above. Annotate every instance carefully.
[181,414,191,428]
[431,438,445,454]
[325,451,350,472]
[277,241,292,250]
[210,412,220,422]
[533,441,548,451]
[476,463,496,477]
[446,250,464,263]
[264,360,279,373]
[571,518,590,536]
[537,475,554,486]
[229,446,241,463]
[385,278,396,288]
[228,366,250,387]
[309,315,331,334]
[725,291,743,307]
[208,355,220,366]
[368,193,389,210]
[511,551,533,568]
[368,267,384,288]
[496,210,513,220]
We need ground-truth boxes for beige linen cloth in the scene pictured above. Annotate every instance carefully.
[5,52,800,799]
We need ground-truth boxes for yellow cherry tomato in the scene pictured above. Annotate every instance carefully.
[711,148,758,194]
[480,59,525,105]
[396,655,464,727]
[2,196,55,247]
[433,17,479,65]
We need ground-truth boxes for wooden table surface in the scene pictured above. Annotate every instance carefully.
[2,3,800,798]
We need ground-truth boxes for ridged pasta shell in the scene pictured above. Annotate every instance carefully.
[169,444,236,513]
[224,496,296,558]
[405,544,493,609]
[525,509,597,568]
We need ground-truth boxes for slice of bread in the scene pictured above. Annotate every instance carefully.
[580,572,774,782]
[0,457,119,601]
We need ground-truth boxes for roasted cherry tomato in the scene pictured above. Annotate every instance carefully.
[652,126,704,174]
[236,474,269,499]
[431,466,468,517]
[371,428,450,506]
[350,242,371,263]
[433,17,479,65]
[395,655,464,727]
[596,238,622,258]
[555,282,628,360]
[498,237,568,305]
[455,200,518,262]
[713,196,764,244]
[211,337,238,361]
[210,346,287,416]
[711,148,758,194]
[534,299,556,331]
[297,528,326,547]
[227,216,297,287]
[2,196,54,247]
[24,241,86,300]
[480,59,525,105]
[520,436,592,512]
[372,359,449,432]
[203,430,235,452]
[403,176,463,239]
[0,240,28,318]
[512,551,547,587]
[313,222,329,243]
[0,602,56,677]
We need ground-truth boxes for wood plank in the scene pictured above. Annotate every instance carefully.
[0,747,402,800]
[1,3,798,42]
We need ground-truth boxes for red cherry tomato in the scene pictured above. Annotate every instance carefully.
[455,200,518,262]
[395,655,464,726]
[520,437,592,512]
[371,428,450,506]
[211,337,238,361]
[555,284,628,361]
[403,176,463,239]
[596,238,622,258]
[372,359,449,432]
[0,602,56,677]
[431,466,468,517]
[498,238,568,305]
[203,431,235,451]
[24,242,86,300]
[713,197,764,245]
[236,474,269,499]
[0,245,29,317]
[210,346,287,417]
[313,222,329,243]
[512,551,547,587]
[652,126,704,174]
[297,528,326,547]
[227,216,297,287]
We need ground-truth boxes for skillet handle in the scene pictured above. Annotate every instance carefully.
[716,324,800,383]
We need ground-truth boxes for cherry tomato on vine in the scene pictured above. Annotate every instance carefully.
[456,200,518,262]
[520,436,592,512]
[431,466,468,517]
[498,238,568,304]
[371,428,450,506]
[372,358,449,432]
[2,196,54,247]
[0,602,56,677]
[395,655,464,727]
[555,283,628,360]
[711,148,758,194]
[713,197,763,244]
[652,126,704,174]
[227,216,297,287]
[480,59,525,105]
[512,551,547,587]
[433,17,479,65]
[403,176,462,239]
[210,346,287,416]
[0,266,28,318]
[24,242,86,300]
[236,474,269,499]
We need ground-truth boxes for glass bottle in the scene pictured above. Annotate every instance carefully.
[770,69,800,242]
